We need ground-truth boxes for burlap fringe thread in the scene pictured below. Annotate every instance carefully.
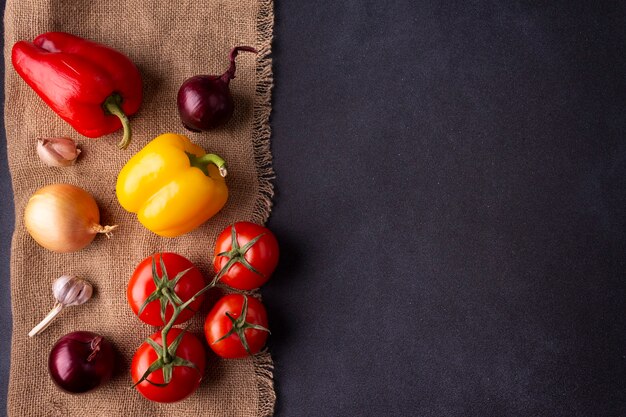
[251,0,277,415]
[251,0,276,227]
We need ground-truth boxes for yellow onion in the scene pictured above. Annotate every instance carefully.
[24,184,117,253]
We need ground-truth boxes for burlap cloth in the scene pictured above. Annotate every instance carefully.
[4,0,275,415]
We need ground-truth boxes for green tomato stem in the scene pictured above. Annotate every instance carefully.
[160,288,180,361]
[155,260,232,371]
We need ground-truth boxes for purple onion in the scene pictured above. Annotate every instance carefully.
[48,331,115,394]
[177,46,257,131]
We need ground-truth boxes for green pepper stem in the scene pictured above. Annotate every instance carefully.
[103,94,132,150]
[187,153,228,177]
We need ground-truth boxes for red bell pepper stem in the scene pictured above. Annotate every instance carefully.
[103,94,132,149]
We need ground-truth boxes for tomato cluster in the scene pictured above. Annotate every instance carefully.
[127,221,280,403]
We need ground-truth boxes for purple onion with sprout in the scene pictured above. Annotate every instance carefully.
[177,46,257,132]
[48,331,115,394]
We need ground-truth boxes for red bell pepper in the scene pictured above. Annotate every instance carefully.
[11,32,142,149]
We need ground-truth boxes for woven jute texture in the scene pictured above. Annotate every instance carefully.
[4,0,275,415]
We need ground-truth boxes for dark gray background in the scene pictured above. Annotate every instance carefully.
[2,1,626,416]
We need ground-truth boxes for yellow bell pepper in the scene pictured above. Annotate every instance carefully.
[116,133,228,237]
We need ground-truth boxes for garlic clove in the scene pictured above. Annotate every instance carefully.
[37,137,81,167]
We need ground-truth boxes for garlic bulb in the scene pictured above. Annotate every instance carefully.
[29,275,93,337]
[52,275,93,307]
[37,137,81,167]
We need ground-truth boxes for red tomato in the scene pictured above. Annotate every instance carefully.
[213,222,279,290]
[127,253,206,326]
[204,294,270,359]
[131,328,206,403]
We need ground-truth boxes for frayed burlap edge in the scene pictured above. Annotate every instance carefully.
[252,0,276,416]
[250,0,275,226]
[254,351,276,417]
